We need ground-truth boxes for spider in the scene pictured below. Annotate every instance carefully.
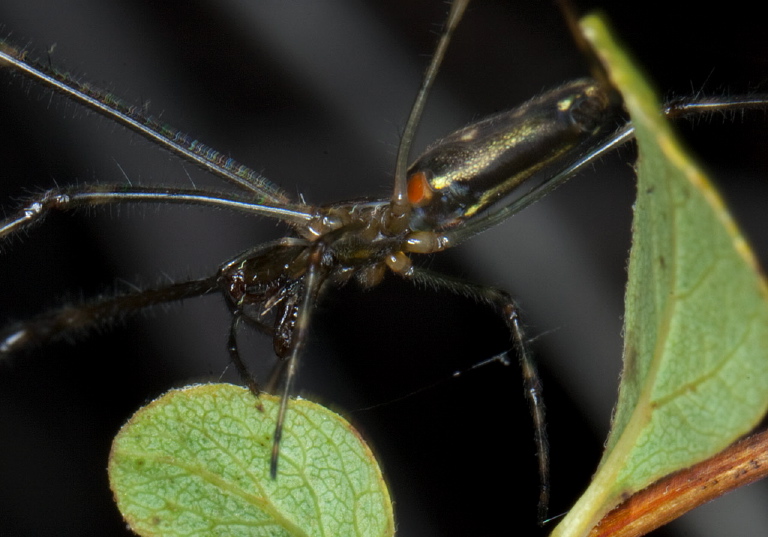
[1,2,767,537]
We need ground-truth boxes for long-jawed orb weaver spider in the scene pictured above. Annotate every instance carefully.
[1,1,768,536]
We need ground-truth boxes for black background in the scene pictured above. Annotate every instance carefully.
[1,1,768,536]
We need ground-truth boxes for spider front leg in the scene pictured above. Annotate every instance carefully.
[0,276,220,357]
[268,243,329,479]
[0,184,310,243]
[408,267,549,524]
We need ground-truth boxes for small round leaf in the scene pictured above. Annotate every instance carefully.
[109,384,393,537]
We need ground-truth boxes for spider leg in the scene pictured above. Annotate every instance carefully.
[227,311,264,407]
[0,42,296,206]
[0,184,312,243]
[407,267,549,525]
[0,275,219,357]
[270,242,328,479]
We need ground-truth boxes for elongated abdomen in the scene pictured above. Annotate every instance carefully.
[407,78,619,230]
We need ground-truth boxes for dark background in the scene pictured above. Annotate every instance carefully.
[1,1,767,536]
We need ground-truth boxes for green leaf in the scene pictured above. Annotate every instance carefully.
[109,384,394,537]
[551,14,768,537]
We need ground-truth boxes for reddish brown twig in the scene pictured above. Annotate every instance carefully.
[588,429,768,537]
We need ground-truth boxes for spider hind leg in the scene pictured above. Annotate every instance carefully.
[407,267,549,524]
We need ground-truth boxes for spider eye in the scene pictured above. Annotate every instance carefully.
[407,170,433,207]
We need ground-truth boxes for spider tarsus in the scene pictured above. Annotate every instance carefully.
[502,298,549,525]
[270,388,293,481]
[270,434,281,480]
